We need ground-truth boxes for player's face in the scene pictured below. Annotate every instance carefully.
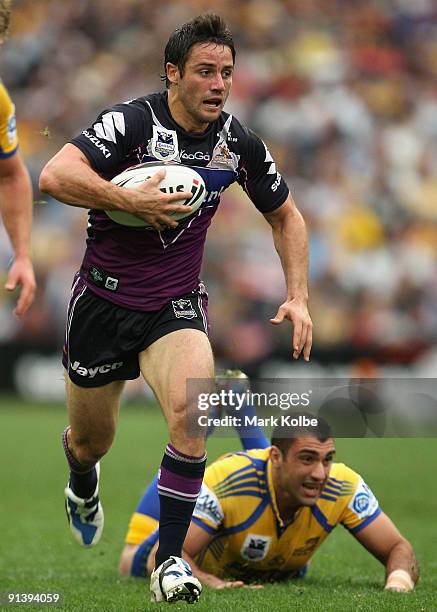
[272,437,336,510]
[167,42,234,133]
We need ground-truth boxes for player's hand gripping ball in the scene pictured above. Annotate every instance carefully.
[107,162,206,227]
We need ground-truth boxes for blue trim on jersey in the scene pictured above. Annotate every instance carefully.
[219,490,266,499]
[131,528,159,577]
[328,476,344,484]
[325,480,342,491]
[191,516,217,534]
[0,144,18,158]
[215,463,257,488]
[311,505,335,533]
[221,498,270,536]
[319,493,338,502]
[348,508,382,534]
[217,480,267,496]
[322,486,341,496]
[135,473,160,519]
[215,471,263,493]
[232,453,267,472]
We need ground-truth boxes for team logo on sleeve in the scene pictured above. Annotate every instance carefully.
[151,126,179,161]
[240,534,271,561]
[194,485,223,525]
[349,477,379,519]
[7,111,16,144]
[172,298,197,319]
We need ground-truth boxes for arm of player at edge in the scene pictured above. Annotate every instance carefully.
[264,193,313,361]
[0,151,36,317]
[354,511,419,592]
[146,522,252,589]
[39,143,193,231]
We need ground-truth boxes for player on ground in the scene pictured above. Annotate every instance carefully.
[39,14,312,604]
[0,0,36,317]
[120,415,418,594]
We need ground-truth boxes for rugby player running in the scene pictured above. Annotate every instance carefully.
[39,14,312,604]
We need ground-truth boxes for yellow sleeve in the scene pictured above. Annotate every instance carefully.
[192,452,258,534]
[0,81,18,157]
[336,464,381,533]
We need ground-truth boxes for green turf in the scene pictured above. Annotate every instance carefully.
[0,397,436,611]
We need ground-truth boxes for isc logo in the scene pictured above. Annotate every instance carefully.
[159,184,185,194]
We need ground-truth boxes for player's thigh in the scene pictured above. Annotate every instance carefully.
[65,372,125,444]
[139,328,214,421]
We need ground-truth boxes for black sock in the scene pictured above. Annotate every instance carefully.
[69,468,98,499]
[155,444,206,568]
[62,427,97,499]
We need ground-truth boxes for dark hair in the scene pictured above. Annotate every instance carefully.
[162,13,235,88]
[271,413,333,457]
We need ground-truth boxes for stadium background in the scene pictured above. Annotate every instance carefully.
[0,1,436,610]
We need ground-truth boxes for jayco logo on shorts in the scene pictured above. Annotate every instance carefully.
[71,361,123,378]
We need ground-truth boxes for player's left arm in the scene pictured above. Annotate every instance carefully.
[0,151,36,316]
[263,194,312,361]
[354,511,419,591]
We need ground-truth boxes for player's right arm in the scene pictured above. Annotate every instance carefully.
[354,511,418,592]
[39,143,191,231]
[182,523,245,589]
[144,523,244,589]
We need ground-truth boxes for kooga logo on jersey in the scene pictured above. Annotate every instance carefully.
[71,360,123,378]
[180,149,210,161]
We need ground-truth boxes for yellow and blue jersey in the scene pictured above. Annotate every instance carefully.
[0,80,18,158]
[191,448,380,581]
[126,448,381,581]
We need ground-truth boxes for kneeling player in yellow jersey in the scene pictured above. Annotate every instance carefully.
[119,405,418,594]
[0,1,36,316]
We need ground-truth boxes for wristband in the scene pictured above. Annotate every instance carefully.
[385,569,414,592]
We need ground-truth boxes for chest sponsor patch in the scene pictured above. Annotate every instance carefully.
[172,298,197,319]
[240,533,272,562]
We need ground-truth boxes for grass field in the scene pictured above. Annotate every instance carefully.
[0,397,436,611]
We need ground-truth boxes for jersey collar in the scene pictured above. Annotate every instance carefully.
[266,458,285,529]
[267,458,302,535]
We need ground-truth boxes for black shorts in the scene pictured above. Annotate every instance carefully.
[62,276,209,388]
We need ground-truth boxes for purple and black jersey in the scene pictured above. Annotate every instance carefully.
[70,91,289,311]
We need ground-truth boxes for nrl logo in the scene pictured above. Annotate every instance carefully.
[240,533,271,562]
[172,298,197,319]
[151,125,179,161]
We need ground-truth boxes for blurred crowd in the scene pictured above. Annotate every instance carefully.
[0,0,436,373]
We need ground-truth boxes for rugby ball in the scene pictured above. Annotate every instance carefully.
[106,162,206,227]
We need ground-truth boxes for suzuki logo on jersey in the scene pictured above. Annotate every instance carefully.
[83,131,111,158]
[71,360,124,378]
[241,534,272,561]
[93,111,126,144]
[151,125,179,161]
